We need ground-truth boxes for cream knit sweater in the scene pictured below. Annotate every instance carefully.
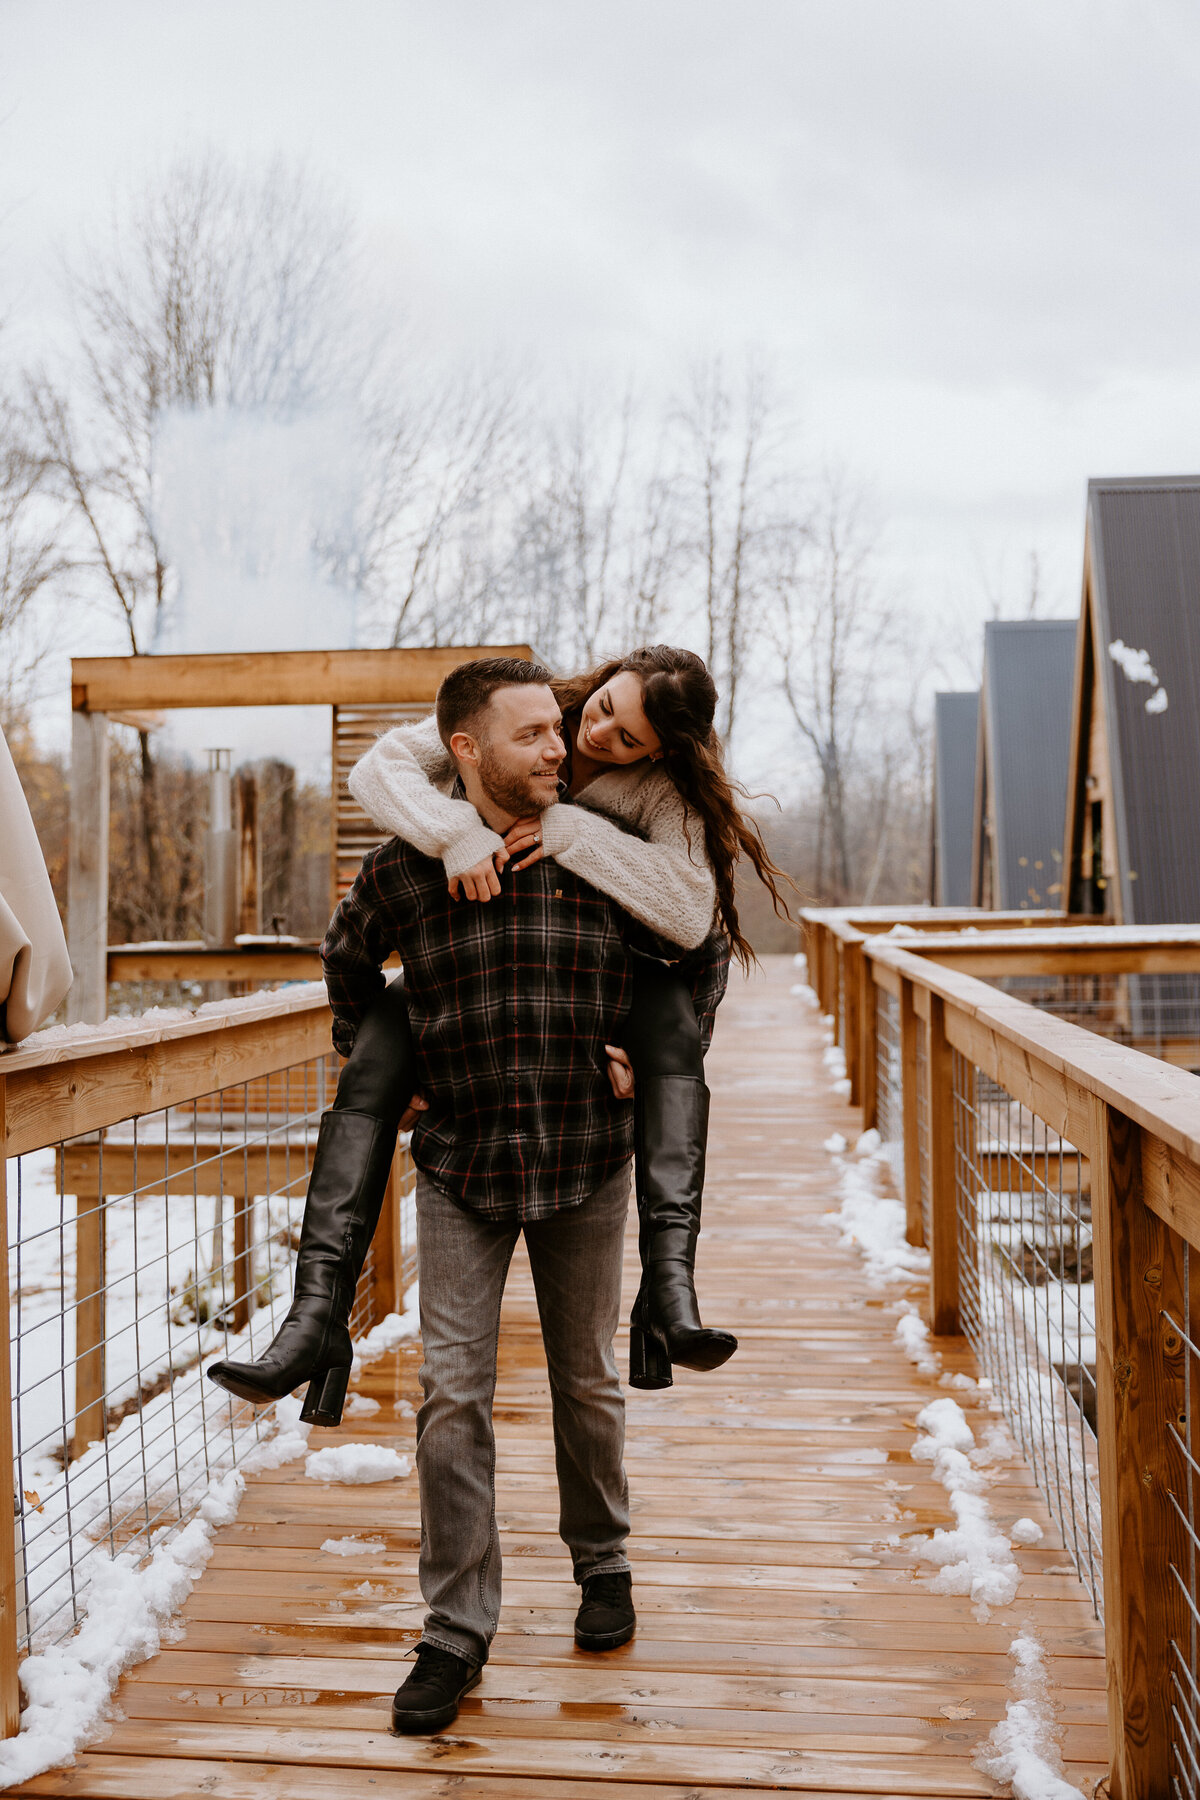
[347,714,717,950]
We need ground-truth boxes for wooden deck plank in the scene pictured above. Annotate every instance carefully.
[174,1601,1104,1657]
[10,957,1109,1796]
[55,1718,1104,1794]
[114,1652,1109,1723]
[107,1696,1111,1761]
[11,1760,913,1800]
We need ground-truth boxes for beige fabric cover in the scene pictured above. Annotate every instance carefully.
[0,726,72,1043]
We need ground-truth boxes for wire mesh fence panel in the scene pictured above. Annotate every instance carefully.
[875,987,903,1194]
[952,1048,1102,1617]
[1164,1241,1200,1800]
[996,972,1200,1074]
[4,1049,417,1656]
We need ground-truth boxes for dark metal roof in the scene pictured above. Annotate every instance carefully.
[1089,477,1200,924]
[932,692,978,906]
[981,619,1076,910]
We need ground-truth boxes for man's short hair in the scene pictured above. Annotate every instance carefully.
[435,657,555,748]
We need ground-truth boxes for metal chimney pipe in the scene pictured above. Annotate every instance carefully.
[203,749,237,947]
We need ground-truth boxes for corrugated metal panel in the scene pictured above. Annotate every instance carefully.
[982,620,1076,910]
[1089,478,1200,925]
[932,692,978,905]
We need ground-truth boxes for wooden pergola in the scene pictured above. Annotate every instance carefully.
[69,647,531,1023]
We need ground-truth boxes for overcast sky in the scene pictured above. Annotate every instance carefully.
[5,0,1200,692]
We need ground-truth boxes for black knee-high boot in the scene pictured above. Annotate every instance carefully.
[622,955,737,1390]
[206,980,417,1425]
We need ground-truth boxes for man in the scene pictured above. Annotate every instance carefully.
[321,657,639,1735]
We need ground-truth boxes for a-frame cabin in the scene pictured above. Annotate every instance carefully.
[1065,476,1200,922]
[971,619,1076,911]
[930,691,979,905]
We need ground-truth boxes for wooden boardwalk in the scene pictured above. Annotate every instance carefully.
[19,955,1108,1798]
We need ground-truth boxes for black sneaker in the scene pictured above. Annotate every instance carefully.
[390,1644,481,1734]
[574,1570,636,1651]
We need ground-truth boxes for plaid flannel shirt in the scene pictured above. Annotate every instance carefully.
[321,807,729,1223]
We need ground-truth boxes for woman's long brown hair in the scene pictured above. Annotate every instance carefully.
[553,646,794,970]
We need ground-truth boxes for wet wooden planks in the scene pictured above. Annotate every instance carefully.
[15,955,1109,1798]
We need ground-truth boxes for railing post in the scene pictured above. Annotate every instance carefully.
[926,994,960,1334]
[67,709,110,1026]
[844,939,862,1107]
[802,920,820,1010]
[72,1180,106,1460]
[1091,1099,1186,1800]
[368,1143,414,1326]
[371,1149,401,1321]
[859,949,878,1128]
[900,978,924,1246]
[230,1177,254,1335]
[0,1078,22,1734]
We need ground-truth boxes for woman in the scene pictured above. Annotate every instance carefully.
[209,646,791,1422]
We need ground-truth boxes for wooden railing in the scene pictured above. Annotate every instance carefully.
[803,907,1076,1097]
[0,988,415,1736]
[802,907,1200,1799]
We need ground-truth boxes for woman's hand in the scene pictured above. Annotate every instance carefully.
[505,815,547,871]
[605,1044,635,1100]
[400,1092,430,1131]
[448,847,509,902]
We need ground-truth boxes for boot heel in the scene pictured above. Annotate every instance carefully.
[301,1364,351,1425]
[628,1324,673,1391]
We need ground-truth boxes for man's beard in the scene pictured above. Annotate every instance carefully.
[477,740,556,818]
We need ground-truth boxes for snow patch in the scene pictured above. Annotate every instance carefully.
[321,1535,387,1557]
[823,1132,847,1154]
[16,988,325,1056]
[1108,638,1158,685]
[352,1283,420,1374]
[239,1395,312,1472]
[305,1443,412,1485]
[855,1128,881,1155]
[1011,1517,1045,1547]
[895,1304,941,1376]
[343,1394,382,1419]
[1109,638,1168,717]
[911,1398,1021,1618]
[0,1471,244,1788]
[826,1151,930,1287]
[976,1634,1086,1799]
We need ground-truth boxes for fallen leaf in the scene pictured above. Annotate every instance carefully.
[940,1701,977,1720]
[22,1489,43,1513]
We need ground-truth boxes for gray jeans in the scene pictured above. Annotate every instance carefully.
[414,1163,632,1667]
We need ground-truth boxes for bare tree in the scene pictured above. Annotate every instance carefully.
[674,355,789,742]
[333,360,524,650]
[774,475,896,902]
[0,386,67,719]
[505,388,680,670]
[33,152,357,652]
[25,151,359,913]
